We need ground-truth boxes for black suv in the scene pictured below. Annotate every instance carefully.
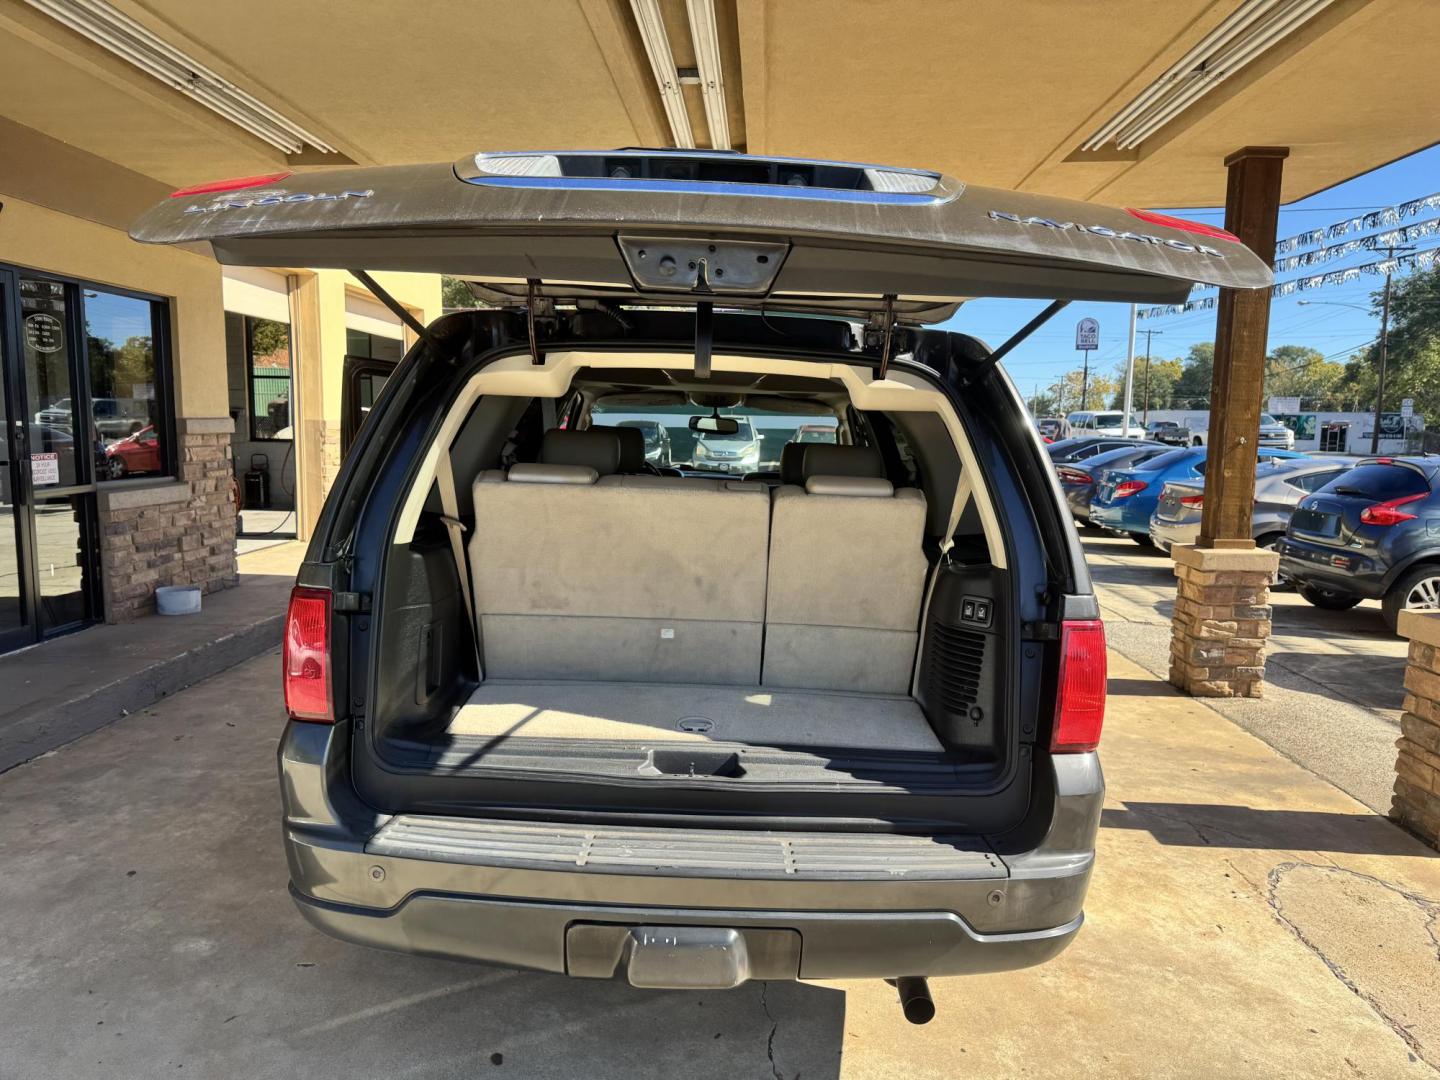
[1279,456,1440,628]
[132,148,1269,1013]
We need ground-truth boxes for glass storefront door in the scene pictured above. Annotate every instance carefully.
[0,272,33,652]
[0,269,100,652]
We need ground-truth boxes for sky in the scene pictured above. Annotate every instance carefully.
[940,143,1440,408]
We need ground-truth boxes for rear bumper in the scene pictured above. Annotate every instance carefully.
[279,721,1102,983]
[1276,536,1386,598]
[1089,501,1150,535]
[1149,517,1198,550]
[291,886,1084,982]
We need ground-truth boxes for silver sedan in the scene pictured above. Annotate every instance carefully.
[1149,458,1356,561]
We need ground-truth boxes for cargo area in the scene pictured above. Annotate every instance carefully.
[449,680,944,753]
[353,336,1037,828]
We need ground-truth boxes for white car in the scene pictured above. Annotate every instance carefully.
[692,416,761,473]
[1065,410,1147,438]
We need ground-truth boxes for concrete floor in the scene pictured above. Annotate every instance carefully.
[1084,527,1410,814]
[3,646,1439,1078]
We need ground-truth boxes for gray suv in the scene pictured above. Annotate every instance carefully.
[133,148,1270,1017]
[1279,457,1440,628]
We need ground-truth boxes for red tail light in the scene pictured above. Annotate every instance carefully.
[283,586,333,722]
[1360,492,1425,526]
[1124,208,1240,243]
[1179,494,1205,507]
[170,171,292,198]
[1052,620,1107,753]
[1057,467,1091,486]
[1113,479,1148,499]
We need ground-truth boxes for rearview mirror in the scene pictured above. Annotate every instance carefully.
[690,415,740,435]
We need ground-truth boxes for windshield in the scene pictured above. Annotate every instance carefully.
[618,420,665,448]
[591,402,838,472]
[703,419,756,441]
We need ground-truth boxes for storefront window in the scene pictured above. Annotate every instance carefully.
[245,317,292,440]
[345,327,403,362]
[20,278,80,489]
[83,288,167,481]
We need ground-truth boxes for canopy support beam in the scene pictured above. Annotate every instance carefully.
[1198,146,1289,549]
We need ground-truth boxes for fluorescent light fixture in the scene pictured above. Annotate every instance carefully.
[684,0,729,151]
[628,0,695,149]
[24,0,335,156]
[1081,0,1338,152]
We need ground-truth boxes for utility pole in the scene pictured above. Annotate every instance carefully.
[1370,244,1402,454]
[1140,328,1163,424]
[1121,305,1137,435]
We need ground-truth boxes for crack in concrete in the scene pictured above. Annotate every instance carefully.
[1265,860,1440,1075]
[758,982,784,1080]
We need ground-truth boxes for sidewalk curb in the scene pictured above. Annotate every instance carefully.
[0,614,284,775]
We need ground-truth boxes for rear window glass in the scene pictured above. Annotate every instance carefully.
[591,401,835,471]
[1319,463,1430,499]
[1139,449,1193,472]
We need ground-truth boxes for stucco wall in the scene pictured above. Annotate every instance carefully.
[0,193,227,420]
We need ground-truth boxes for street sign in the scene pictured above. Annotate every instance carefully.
[1402,398,1414,419]
[1075,317,1099,351]
[1268,396,1301,414]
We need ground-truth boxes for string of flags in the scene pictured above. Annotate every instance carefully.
[1137,246,1440,320]
[1274,192,1440,255]
[1273,216,1440,272]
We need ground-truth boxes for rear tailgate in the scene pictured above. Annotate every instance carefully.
[132,150,1272,315]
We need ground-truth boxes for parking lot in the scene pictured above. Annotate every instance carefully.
[1081,526,1411,814]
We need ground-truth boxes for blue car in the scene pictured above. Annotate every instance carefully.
[1089,447,1308,545]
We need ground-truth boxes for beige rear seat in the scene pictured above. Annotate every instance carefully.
[763,445,928,694]
[469,430,770,684]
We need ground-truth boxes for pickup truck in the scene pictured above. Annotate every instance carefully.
[1153,413,1296,450]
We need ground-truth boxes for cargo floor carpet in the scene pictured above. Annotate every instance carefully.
[449,680,942,752]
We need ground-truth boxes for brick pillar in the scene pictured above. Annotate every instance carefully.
[95,417,238,622]
[1167,544,1278,698]
[1394,610,1440,849]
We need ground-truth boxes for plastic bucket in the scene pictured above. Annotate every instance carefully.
[155,584,202,616]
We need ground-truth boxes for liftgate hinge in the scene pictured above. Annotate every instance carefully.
[333,591,371,613]
[526,279,555,365]
[864,294,899,380]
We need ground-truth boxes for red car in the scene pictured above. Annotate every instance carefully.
[104,425,162,478]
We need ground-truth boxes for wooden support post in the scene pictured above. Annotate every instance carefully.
[1198,146,1289,549]
[1168,146,1287,699]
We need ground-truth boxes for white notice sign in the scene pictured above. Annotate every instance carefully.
[31,452,60,486]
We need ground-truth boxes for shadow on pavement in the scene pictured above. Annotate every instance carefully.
[271,956,847,1080]
[1101,801,1432,857]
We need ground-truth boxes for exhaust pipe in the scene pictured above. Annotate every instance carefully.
[893,976,936,1025]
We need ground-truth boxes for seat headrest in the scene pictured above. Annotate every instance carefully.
[508,463,599,485]
[779,442,807,486]
[592,425,646,473]
[539,429,621,475]
[805,475,894,497]
[800,444,885,482]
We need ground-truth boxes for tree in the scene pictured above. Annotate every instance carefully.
[1050,367,1118,413]
[1263,344,1344,410]
[1332,266,1440,422]
[442,276,480,310]
[1029,390,1059,417]
[1171,342,1214,408]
